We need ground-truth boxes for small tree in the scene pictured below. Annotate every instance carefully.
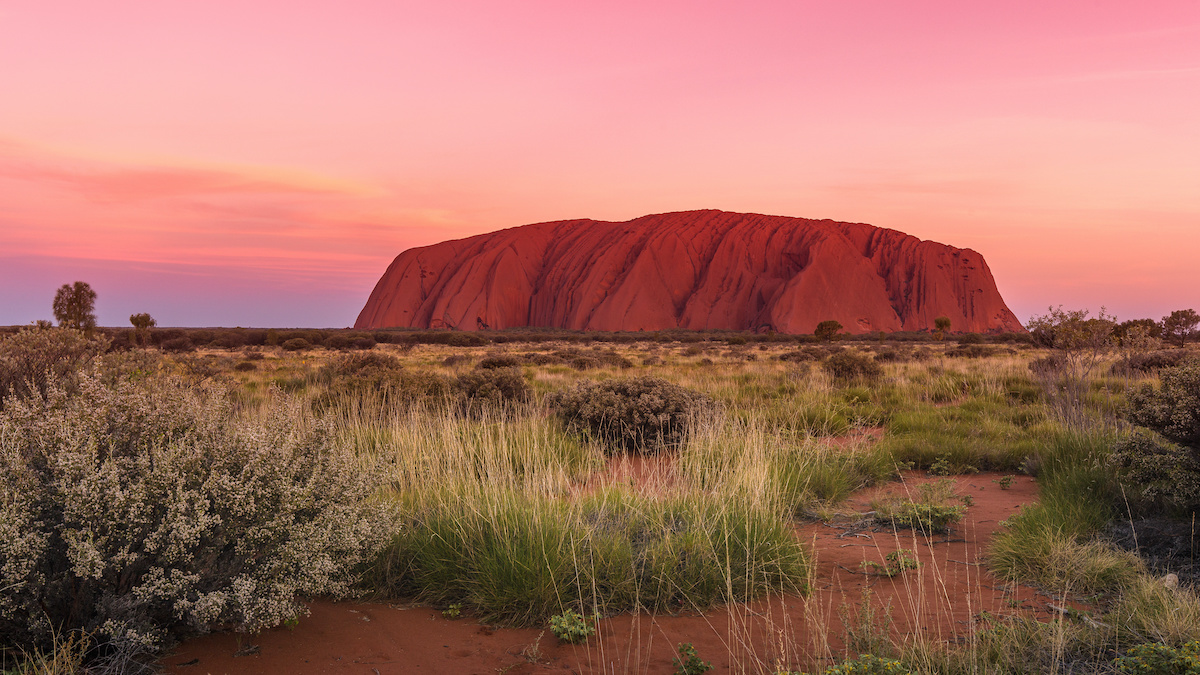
[52,281,98,334]
[1113,318,1162,344]
[933,316,951,341]
[1026,306,1116,380]
[1026,306,1116,424]
[814,320,842,342]
[1162,309,1200,348]
[129,312,156,347]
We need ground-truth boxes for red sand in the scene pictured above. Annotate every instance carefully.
[160,472,1049,674]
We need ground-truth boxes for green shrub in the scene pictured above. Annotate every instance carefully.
[548,609,594,644]
[547,377,712,454]
[1114,640,1200,674]
[0,372,392,657]
[672,642,713,675]
[1127,359,1200,449]
[1112,430,1200,515]
[860,550,920,577]
[822,654,913,675]
[823,351,883,383]
[872,480,966,534]
[1111,350,1190,376]
[453,367,531,413]
[315,352,452,410]
[281,337,310,351]
[945,345,1000,358]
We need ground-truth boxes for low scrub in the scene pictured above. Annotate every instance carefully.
[452,367,531,414]
[1127,358,1200,450]
[823,350,883,383]
[0,372,393,657]
[314,352,452,410]
[1110,350,1191,375]
[1111,430,1200,516]
[0,326,107,406]
[871,480,966,534]
[547,376,712,454]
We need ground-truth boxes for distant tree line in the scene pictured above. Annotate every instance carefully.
[23,281,1200,350]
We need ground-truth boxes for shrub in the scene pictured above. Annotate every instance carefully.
[1127,359,1200,449]
[821,654,913,675]
[452,367,531,413]
[315,352,451,409]
[160,336,195,353]
[874,348,913,363]
[1028,352,1066,377]
[0,372,392,658]
[1111,350,1190,376]
[1111,430,1200,515]
[957,332,985,345]
[872,480,966,534]
[1114,640,1200,674]
[945,345,999,358]
[548,609,594,644]
[823,350,883,383]
[0,327,106,406]
[281,337,310,352]
[547,377,712,454]
[672,642,713,675]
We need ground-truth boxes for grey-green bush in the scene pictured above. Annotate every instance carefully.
[1127,359,1200,449]
[547,376,711,454]
[453,367,531,414]
[314,352,452,410]
[823,350,883,383]
[0,326,106,407]
[1111,430,1200,515]
[0,372,392,657]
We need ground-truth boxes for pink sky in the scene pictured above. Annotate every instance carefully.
[2,1,1198,327]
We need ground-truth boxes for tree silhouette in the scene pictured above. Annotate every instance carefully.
[130,312,157,347]
[934,316,951,340]
[1162,309,1200,347]
[52,281,97,334]
[814,320,842,342]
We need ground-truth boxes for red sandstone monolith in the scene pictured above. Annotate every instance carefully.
[355,210,1024,334]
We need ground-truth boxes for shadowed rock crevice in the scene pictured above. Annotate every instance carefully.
[356,210,1024,334]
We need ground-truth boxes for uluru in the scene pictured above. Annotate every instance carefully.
[355,210,1024,334]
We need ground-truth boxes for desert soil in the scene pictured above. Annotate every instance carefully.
[160,471,1049,675]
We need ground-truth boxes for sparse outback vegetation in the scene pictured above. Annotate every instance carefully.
[3,323,1200,674]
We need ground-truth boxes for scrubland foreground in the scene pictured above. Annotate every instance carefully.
[2,325,1199,674]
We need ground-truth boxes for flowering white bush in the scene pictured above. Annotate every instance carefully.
[0,371,393,656]
[0,326,106,405]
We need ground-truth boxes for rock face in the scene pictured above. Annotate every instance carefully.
[355,210,1024,334]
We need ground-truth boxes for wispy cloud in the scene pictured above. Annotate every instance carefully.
[0,139,370,203]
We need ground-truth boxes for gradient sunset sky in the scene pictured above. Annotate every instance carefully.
[2,1,1198,328]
